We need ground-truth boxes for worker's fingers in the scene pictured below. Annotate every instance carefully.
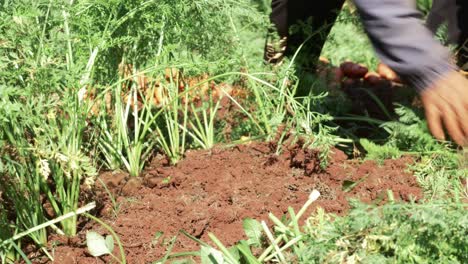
[421,71,468,146]
[442,77,468,143]
[440,92,468,139]
[424,102,445,141]
[377,63,401,83]
[440,105,466,146]
[452,102,468,139]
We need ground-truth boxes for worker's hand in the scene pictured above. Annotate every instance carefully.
[421,71,468,146]
[377,63,401,83]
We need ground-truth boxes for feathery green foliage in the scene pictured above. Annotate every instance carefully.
[300,201,467,264]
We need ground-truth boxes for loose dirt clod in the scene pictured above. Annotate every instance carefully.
[50,142,422,264]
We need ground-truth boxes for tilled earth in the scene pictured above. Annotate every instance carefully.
[43,142,421,264]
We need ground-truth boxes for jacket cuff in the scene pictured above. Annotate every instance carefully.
[400,62,457,93]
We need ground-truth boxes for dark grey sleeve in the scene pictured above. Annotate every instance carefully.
[353,0,457,92]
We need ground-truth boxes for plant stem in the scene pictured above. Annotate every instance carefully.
[0,202,96,247]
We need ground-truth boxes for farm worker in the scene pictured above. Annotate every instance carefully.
[264,0,468,146]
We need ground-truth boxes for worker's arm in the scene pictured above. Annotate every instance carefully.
[353,0,468,146]
[353,0,454,91]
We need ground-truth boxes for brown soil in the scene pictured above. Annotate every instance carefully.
[44,142,421,264]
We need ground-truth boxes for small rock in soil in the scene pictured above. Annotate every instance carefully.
[99,171,128,190]
[144,175,160,188]
[121,177,143,196]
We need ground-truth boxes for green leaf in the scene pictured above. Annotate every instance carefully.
[86,231,111,257]
[208,233,238,264]
[180,230,210,247]
[105,235,114,253]
[228,246,240,262]
[170,260,197,264]
[152,231,164,246]
[237,241,261,264]
[360,138,401,161]
[342,180,356,192]
[243,218,262,247]
[200,245,224,264]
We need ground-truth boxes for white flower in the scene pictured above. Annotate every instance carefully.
[64,171,72,180]
[84,177,95,189]
[55,153,68,163]
[70,159,79,171]
[38,159,51,181]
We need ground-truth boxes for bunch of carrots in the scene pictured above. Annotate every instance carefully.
[318,57,401,88]
[82,64,243,116]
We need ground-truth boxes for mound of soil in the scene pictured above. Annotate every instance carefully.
[46,142,421,264]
